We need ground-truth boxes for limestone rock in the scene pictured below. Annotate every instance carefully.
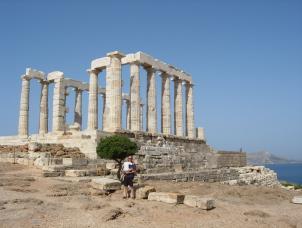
[28,142,41,152]
[137,186,156,199]
[106,162,117,170]
[65,170,86,177]
[184,195,215,210]
[292,196,302,204]
[148,192,184,204]
[91,178,121,191]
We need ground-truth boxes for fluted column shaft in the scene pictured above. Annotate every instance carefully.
[140,104,144,131]
[146,67,157,133]
[186,83,195,138]
[18,77,30,136]
[74,88,82,129]
[39,81,48,134]
[104,52,124,132]
[161,73,171,134]
[130,62,140,131]
[174,78,183,136]
[101,94,106,130]
[126,100,130,130]
[87,69,99,130]
[52,78,65,132]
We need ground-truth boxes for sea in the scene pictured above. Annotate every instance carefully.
[265,163,302,185]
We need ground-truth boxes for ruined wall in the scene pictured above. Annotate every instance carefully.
[216,151,247,168]
[114,131,217,174]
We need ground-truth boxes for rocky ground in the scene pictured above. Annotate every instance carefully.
[0,162,301,228]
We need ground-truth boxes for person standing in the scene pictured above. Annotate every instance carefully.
[122,155,136,199]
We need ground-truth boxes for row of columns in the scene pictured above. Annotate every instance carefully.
[18,55,195,138]
[18,76,84,136]
[86,53,195,138]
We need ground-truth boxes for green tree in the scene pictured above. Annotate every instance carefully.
[96,135,138,179]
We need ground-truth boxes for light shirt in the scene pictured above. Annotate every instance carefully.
[123,161,135,172]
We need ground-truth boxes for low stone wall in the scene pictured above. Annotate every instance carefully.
[140,166,280,187]
[0,143,84,158]
[216,151,247,168]
[0,145,28,152]
[140,168,240,182]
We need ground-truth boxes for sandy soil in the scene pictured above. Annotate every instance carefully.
[0,162,301,228]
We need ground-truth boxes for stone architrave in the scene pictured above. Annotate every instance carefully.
[174,78,183,136]
[74,88,83,129]
[185,82,195,138]
[39,80,48,134]
[103,51,125,132]
[87,69,99,130]
[52,75,65,132]
[130,61,140,131]
[145,66,157,133]
[18,76,30,136]
[161,73,171,134]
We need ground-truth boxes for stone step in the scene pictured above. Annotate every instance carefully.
[136,186,156,199]
[184,195,215,210]
[148,192,184,204]
[292,196,302,204]
[91,177,121,191]
[42,171,64,177]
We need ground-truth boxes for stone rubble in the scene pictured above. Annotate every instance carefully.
[148,192,185,204]
[184,195,215,210]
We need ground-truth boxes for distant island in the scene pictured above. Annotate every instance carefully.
[247,151,302,165]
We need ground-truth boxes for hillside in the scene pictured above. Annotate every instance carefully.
[247,151,299,165]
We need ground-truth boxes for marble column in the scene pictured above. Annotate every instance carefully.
[145,66,157,133]
[161,73,171,134]
[39,80,48,134]
[101,94,106,130]
[52,77,65,132]
[185,82,195,138]
[74,88,82,129]
[130,61,140,131]
[87,69,99,130]
[18,76,30,136]
[174,78,183,136]
[103,51,125,132]
[126,100,130,130]
[140,103,144,131]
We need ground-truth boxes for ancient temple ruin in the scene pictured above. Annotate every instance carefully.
[0,51,246,172]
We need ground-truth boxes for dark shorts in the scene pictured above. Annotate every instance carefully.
[123,174,134,187]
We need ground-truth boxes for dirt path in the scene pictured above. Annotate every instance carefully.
[0,162,301,228]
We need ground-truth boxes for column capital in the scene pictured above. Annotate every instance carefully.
[87,68,100,75]
[39,79,49,85]
[143,65,157,72]
[73,87,83,92]
[106,51,125,59]
[21,75,31,81]
[130,60,140,66]
[159,71,169,79]
[184,81,194,87]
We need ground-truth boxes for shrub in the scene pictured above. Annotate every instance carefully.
[96,135,138,179]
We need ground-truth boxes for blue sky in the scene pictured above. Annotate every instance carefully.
[0,0,301,159]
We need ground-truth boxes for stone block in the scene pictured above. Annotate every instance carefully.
[91,178,121,191]
[184,195,215,210]
[62,158,88,166]
[136,186,156,199]
[148,192,184,204]
[106,162,117,170]
[292,196,302,204]
[65,169,86,177]
[42,171,63,177]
